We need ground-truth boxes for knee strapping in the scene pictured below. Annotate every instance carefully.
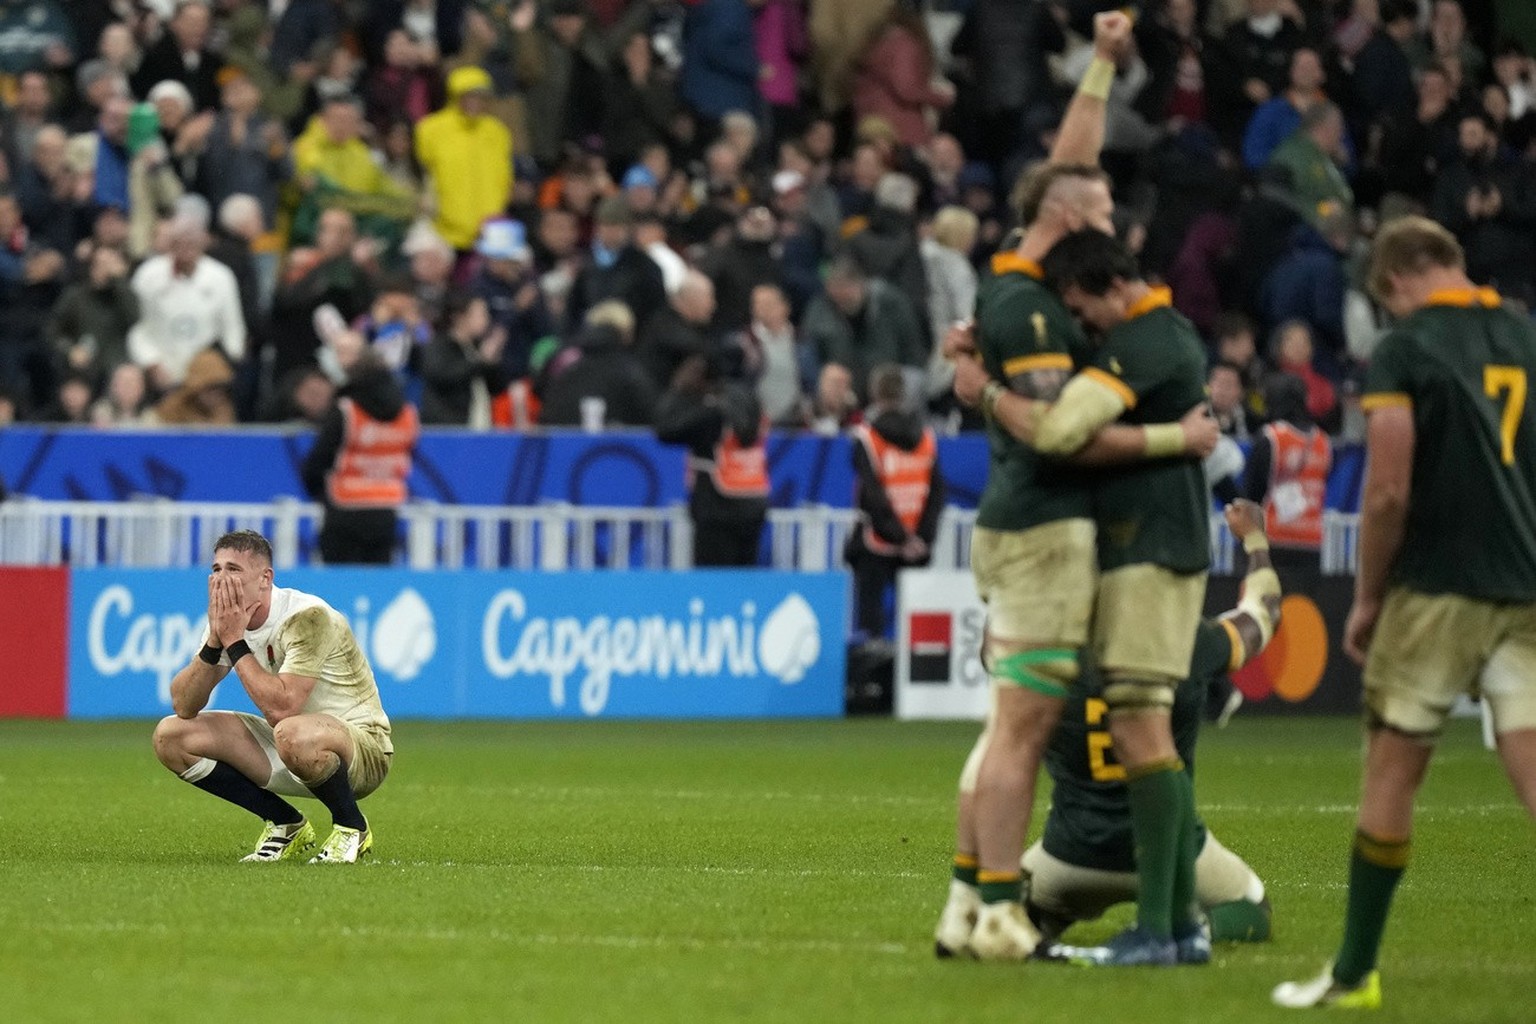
[990,647,1078,699]
[1104,674,1177,710]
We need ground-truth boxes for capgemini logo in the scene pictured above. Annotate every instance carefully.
[369,588,436,681]
[481,589,825,714]
[758,593,820,684]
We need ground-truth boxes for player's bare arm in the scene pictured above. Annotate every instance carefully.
[1218,499,1284,667]
[1344,405,1415,664]
[1049,11,1132,167]
[954,356,1216,463]
[211,574,318,723]
[169,660,227,719]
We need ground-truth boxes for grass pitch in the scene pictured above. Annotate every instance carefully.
[1,717,1531,1024]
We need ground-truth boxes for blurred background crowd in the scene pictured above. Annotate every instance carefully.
[0,0,1530,453]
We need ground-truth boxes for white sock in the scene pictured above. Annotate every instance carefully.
[179,757,216,784]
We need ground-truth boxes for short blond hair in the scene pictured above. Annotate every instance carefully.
[1012,162,1109,228]
[931,206,979,252]
[1367,215,1464,301]
[584,299,636,340]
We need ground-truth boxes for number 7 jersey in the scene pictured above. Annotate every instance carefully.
[1363,287,1536,601]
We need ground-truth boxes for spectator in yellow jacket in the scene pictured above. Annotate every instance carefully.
[414,66,513,253]
[290,94,416,246]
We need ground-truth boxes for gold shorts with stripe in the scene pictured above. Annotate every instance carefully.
[1023,831,1259,922]
[970,518,1097,650]
[1094,563,1207,705]
[1365,587,1536,736]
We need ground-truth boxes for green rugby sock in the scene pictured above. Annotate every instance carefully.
[1333,831,1409,985]
[1126,759,1185,938]
[1170,771,1200,934]
[1207,899,1271,942]
[952,853,978,887]
[978,871,1022,904]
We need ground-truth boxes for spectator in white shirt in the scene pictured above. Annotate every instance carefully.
[920,206,979,405]
[128,215,246,390]
[635,212,689,298]
[737,283,804,425]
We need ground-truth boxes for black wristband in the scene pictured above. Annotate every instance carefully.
[198,643,223,665]
[226,639,252,665]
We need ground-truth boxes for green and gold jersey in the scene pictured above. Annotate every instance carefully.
[974,253,1094,532]
[1363,288,1536,602]
[1086,290,1211,573]
[1041,618,1236,872]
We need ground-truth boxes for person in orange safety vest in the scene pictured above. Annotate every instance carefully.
[1244,371,1331,563]
[655,350,771,567]
[845,364,945,637]
[301,352,420,564]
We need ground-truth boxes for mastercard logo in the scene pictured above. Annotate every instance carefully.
[1232,595,1328,702]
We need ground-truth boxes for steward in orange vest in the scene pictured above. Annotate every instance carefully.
[655,353,770,567]
[301,354,420,564]
[845,365,945,637]
[1244,372,1331,556]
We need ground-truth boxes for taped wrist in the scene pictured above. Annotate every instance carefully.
[198,642,223,665]
[981,380,1005,420]
[1243,531,1270,554]
[1142,422,1186,458]
[1080,57,1116,101]
[226,639,252,665]
[1236,567,1282,648]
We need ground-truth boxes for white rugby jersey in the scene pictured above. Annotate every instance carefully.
[204,586,392,750]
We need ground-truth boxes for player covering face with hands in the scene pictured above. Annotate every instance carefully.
[152,530,394,864]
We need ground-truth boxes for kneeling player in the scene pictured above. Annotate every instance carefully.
[152,530,394,863]
[1028,501,1280,947]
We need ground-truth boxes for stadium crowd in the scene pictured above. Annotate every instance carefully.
[0,0,1530,448]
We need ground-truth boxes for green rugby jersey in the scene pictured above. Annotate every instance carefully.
[1040,619,1235,873]
[1363,288,1536,602]
[1084,290,1210,573]
[974,253,1094,532]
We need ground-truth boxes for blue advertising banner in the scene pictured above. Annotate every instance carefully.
[68,568,849,720]
[0,426,988,508]
[0,425,1366,511]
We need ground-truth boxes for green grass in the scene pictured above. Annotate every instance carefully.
[1,717,1531,1024]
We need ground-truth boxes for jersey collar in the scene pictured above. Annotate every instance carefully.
[1424,287,1501,308]
[991,251,1044,279]
[1123,285,1174,321]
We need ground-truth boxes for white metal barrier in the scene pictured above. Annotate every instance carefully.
[0,497,1305,574]
[0,497,317,568]
[401,501,691,571]
[1321,510,1360,575]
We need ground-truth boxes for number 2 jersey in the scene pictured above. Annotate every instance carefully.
[1363,288,1536,602]
[1041,619,1232,873]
